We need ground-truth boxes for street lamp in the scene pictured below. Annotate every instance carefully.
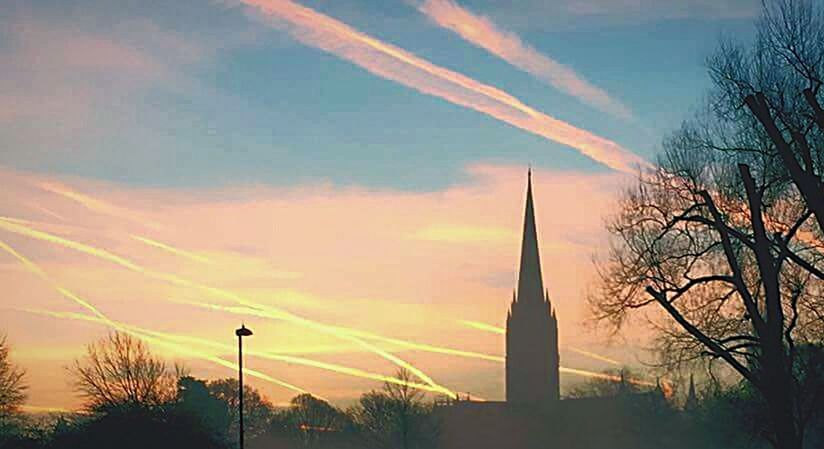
[236,324,253,449]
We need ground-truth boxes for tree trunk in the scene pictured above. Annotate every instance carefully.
[766,391,803,449]
[761,342,803,449]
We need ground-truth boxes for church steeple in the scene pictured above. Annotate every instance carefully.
[516,169,545,304]
[685,374,698,411]
[506,170,560,404]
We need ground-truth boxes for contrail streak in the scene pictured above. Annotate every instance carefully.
[458,320,621,365]
[20,405,74,414]
[0,218,454,396]
[179,300,505,363]
[566,347,622,366]
[131,235,213,264]
[459,319,505,334]
[0,239,308,395]
[417,0,634,121]
[183,300,647,386]
[37,181,163,230]
[0,218,640,390]
[238,0,647,173]
[18,308,450,396]
[23,202,66,221]
[559,367,656,387]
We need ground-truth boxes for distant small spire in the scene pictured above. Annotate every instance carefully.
[685,373,699,411]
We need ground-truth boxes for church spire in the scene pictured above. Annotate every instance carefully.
[685,373,699,411]
[516,169,544,303]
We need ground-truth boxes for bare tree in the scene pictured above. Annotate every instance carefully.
[384,368,426,449]
[71,332,176,412]
[352,368,435,449]
[0,335,26,415]
[591,2,824,449]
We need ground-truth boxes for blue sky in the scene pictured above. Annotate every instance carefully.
[1,0,758,190]
[0,0,769,409]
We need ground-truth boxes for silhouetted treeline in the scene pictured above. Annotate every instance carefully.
[1,333,823,448]
[0,332,441,449]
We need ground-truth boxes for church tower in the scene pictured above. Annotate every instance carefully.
[506,170,560,404]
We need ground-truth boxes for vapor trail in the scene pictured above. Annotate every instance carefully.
[0,218,636,390]
[20,405,74,414]
[459,319,504,334]
[131,235,212,264]
[37,181,163,230]
[23,202,66,221]
[238,0,647,173]
[0,218,453,396]
[18,308,451,396]
[0,239,308,395]
[458,320,621,365]
[183,300,646,386]
[417,0,634,121]
[0,219,647,388]
[180,300,505,363]
[559,367,656,387]
[566,347,621,366]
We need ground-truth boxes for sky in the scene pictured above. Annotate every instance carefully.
[0,0,759,411]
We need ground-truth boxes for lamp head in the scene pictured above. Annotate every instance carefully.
[235,324,253,337]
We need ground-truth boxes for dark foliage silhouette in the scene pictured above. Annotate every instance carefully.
[45,406,229,449]
[283,394,349,446]
[207,378,274,441]
[176,376,231,441]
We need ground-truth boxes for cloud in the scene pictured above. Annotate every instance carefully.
[0,10,221,166]
[0,164,631,408]
[418,0,635,121]
[0,18,174,125]
[238,0,647,173]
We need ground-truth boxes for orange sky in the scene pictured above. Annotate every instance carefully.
[0,164,651,410]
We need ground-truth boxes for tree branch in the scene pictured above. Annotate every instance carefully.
[645,286,758,387]
[739,164,784,339]
[698,190,767,336]
[803,88,824,130]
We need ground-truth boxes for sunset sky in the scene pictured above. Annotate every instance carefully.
[1,0,759,411]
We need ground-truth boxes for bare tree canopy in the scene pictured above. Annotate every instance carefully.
[591,2,824,449]
[0,335,26,415]
[351,368,436,449]
[71,332,176,412]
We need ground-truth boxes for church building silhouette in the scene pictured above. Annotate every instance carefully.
[506,169,560,404]
[436,171,666,449]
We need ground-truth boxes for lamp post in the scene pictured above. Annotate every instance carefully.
[236,324,253,449]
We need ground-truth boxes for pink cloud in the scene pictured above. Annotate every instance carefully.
[418,0,635,120]
[0,15,205,138]
[0,164,634,409]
